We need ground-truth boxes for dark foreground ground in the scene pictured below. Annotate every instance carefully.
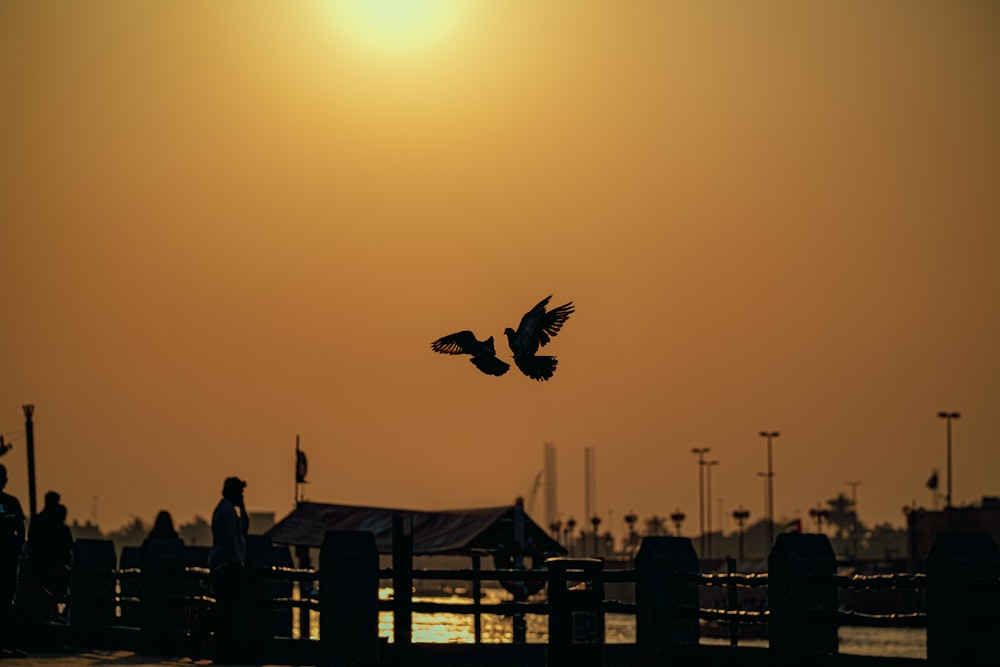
[0,645,926,667]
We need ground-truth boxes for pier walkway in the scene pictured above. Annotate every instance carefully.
[0,645,925,667]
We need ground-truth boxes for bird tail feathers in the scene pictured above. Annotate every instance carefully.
[514,355,558,381]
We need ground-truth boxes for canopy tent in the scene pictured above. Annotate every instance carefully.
[265,500,567,557]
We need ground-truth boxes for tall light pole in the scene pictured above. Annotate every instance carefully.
[937,412,960,509]
[692,448,710,557]
[847,480,861,560]
[759,431,780,548]
[756,472,769,558]
[705,460,719,559]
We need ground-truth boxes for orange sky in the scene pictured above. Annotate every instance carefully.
[2,1,998,538]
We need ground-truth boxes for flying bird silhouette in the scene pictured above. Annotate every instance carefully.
[430,331,510,377]
[430,295,575,381]
[503,295,575,381]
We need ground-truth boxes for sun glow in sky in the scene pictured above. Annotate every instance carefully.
[1,1,998,540]
[320,0,468,54]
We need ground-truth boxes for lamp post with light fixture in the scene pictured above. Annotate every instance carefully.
[937,411,960,510]
[691,448,710,557]
[705,459,719,559]
[670,508,686,537]
[759,431,779,547]
[732,506,750,561]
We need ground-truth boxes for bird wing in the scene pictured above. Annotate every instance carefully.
[511,296,575,352]
[470,354,510,377]
[431,331,483,355]
[535,300,574,348]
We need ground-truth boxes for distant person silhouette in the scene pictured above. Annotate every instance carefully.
[208,477,249,663]
[147,510,181,542]
[27,491,73,602]
[0,464,26,657]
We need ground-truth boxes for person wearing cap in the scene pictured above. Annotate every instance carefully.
[208,477,250,662]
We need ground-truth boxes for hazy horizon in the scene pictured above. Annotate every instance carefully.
[2,1,997,536]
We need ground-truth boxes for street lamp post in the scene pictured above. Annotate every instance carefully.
[705,460,719,559]
[847,481,861,560]
[624,511,638,556]
[692,448,710,557]
[565,517,576,556]
[670,509,686,537]
[732,506,750,561]
[759,431,780,547]
[937,412,960,509]
[590,515,602,556]
[809,505,830,532]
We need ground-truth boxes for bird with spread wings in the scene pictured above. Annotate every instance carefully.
[431,295,575,381]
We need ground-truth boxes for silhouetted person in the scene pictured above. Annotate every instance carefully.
[147,510,181,542]
[209,477,249,663]
[0,464,26,657]
[27,491,73,603]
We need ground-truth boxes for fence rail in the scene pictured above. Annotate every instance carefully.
[23,531,999,666]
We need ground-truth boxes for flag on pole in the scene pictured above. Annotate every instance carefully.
[783,519,802,533]
[296,449,308,484]
[926,470,938,490]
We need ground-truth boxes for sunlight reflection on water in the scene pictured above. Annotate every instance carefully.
[293,586,925,658]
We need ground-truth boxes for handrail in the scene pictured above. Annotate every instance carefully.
[698,572,769,588]
[837,610,926,628]
[834,573,926,591]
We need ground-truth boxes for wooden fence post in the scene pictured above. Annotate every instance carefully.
[294,545,314,641]
[634,536,699,664]
[139,537,188,656]
[545,557,603,667]
[391,513,413,651]
[68,539,116,647]
[320,530,379,667]
[118,546,141,628]
[768,532,838,657]
[926,532,1000,666]
[246,535,294,657]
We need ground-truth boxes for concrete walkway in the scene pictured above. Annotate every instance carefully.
[0,649,275,667]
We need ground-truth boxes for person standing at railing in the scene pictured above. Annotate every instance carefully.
[208,476,250,664]
[0,464,26,658]
[27,491,74,605]
[145,510,182,544]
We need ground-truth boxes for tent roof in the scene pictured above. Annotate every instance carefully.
[265,501,567,556]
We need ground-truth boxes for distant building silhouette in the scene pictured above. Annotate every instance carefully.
[907,496,1000,568]
[69,520,103,541]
